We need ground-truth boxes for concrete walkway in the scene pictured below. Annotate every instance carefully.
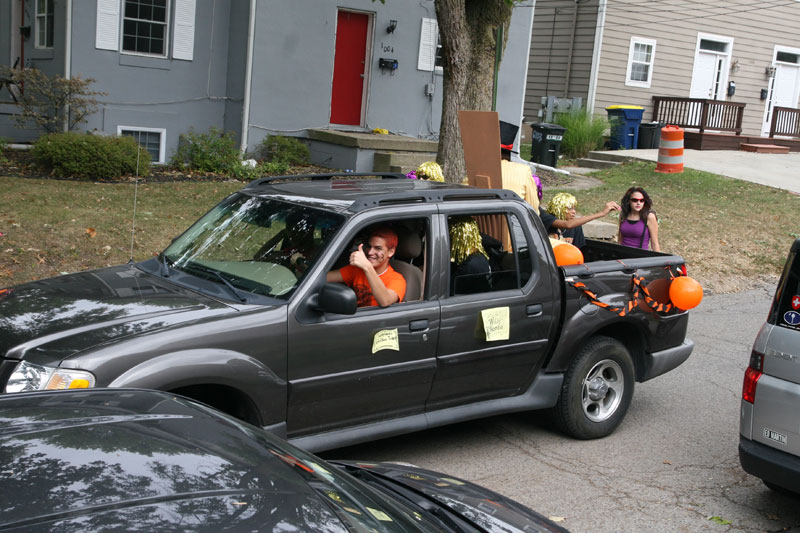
[618,148,800,194]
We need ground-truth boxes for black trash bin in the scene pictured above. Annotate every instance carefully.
[529,122,566,167]
[638,122,664,149]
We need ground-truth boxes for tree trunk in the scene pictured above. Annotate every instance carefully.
[435,0,512,183]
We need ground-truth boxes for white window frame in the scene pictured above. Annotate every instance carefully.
[120,0,171,58]
[417,18,443,74]
[35,0,54,49]
[117,126,167,164]
[625,37,656,88]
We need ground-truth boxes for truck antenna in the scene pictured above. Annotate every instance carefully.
[128,147,141,263]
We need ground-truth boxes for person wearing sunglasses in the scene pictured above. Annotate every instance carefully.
[618,186,660,252]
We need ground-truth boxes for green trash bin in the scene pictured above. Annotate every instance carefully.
[529,122,566,167]
[638,121,664,149]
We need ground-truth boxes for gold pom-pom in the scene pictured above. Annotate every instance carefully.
[417,161,444,182]
[546,192,577,220]
[449,217,488,264]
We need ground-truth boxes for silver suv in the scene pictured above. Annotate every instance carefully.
[739,238,800,493]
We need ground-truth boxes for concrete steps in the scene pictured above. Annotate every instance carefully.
[373,150,438,174]
[576,150,637,169]
[740,143,790,154]
[586,151,636,162]
[575,158,621,169]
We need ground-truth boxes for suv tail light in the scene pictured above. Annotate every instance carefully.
[742,350,764,404]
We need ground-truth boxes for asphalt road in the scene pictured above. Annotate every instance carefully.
[323,280,800,532]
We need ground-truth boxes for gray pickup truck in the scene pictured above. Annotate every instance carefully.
[0,174,694,452]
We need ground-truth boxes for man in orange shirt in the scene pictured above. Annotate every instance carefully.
[327,226,407,307]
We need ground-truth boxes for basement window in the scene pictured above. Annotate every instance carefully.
[118,126,166,163]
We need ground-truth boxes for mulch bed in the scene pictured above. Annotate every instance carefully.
[2,147,577,187]
[0,149,334,183]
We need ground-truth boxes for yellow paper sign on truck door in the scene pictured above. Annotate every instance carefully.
[480,307,510,341]
[372,328,399,354]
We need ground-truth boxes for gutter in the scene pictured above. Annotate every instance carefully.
[63,0,72,132]
[586,0,606,113]
[563,0,579,97]
[239,0,257,153]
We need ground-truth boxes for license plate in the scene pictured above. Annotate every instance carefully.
[763,428,787,445]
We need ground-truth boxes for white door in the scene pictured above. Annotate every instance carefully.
[690,51,728,128]
[690,52,721,99]
[762,62,800,136]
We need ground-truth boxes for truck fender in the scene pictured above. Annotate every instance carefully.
[108,349,286,425]
[548,301,649,375]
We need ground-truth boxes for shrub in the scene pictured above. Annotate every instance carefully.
[258,135,310,165]
[0,137,7,164]
[32,132,150,179]
[553,107,610,159]
[228,159,291,181]
[0,66,105,133]
[262,160,290,174]
[171,128,241,173]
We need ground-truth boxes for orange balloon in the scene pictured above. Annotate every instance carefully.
[639,277,672,312]
[553,242,584,266]
[669,276,704,310]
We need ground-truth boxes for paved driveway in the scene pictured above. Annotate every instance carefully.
[622,148,800,194]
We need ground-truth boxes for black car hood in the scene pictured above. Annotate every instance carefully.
[0,390,349,532]
[333,460,569,533]
[0,265,235,364]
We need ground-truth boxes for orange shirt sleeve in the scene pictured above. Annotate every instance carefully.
[339,265,358,286]
[384,268,407,302]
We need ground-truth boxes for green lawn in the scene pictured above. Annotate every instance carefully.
[2,162,797,293]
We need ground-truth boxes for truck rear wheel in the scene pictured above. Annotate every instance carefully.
[553,335,634,439]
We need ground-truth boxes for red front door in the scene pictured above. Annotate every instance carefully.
[330,11,369,126]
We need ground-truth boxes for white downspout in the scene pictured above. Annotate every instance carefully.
[239,0,256,153]
[586,0,606,114]
[63,0,72,132]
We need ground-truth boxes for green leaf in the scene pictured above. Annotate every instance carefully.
[708,516,732,525]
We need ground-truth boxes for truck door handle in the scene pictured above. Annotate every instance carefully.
[526,304,542,316]
[409,319,429,332]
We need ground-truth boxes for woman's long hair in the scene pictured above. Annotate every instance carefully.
[619,187,653,228]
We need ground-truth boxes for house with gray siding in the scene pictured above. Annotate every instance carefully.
[524,0,800,146]
[1,0,534,169]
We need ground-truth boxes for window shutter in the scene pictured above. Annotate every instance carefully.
[95,0,119,51]
[173,0,196,61]
[417,18,438,72]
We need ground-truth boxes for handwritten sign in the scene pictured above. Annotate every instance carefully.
[481,307,510,341]
[367,507,394,521]
[372,328,399,354]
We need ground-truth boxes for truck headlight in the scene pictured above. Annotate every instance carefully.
[5,361,96,394]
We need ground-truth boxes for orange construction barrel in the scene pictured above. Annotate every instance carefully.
[655,125,684,173]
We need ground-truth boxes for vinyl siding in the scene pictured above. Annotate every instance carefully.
[594,0,800,136]
[524,0,600,125]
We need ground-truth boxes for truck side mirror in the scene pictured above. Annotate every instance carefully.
[316,283,357,315]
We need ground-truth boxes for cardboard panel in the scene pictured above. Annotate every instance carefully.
[458,110,503,190]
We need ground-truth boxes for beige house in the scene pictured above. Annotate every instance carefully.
[524,0,800,147]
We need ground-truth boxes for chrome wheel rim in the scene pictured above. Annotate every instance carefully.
[581,359,624,422]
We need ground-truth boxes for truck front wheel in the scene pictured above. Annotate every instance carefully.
[553,335,634,439]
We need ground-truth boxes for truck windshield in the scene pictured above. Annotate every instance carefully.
[162,194,344,300]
